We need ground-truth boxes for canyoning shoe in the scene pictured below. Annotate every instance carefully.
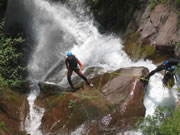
[71,88,76,92]
[71,87,81,92]
[89,83,94,88]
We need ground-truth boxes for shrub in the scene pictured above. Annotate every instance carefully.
[136,106,180,135]
[0,20,25,88]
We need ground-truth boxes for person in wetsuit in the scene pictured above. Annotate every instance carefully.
[65,52,93,90]
[145,58,180,83]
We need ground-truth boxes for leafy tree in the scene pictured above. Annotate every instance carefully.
[0,20,25,87]
[136,106,180,135]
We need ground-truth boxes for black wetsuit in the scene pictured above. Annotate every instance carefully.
[65,55,90,89]
[145,58,180,80]
[65,55,79,70]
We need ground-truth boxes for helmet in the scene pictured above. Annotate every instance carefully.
[67,52,72,56]
[163,61,168,65]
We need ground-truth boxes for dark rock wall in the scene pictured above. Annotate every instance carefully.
[88,0,140,33]
[0,0,7,20]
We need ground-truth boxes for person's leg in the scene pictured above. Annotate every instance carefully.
[75,69,91,85]
[67,69,74,89]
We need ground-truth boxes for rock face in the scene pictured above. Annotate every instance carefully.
[123,1,179,61]
[88,0,140,33]
[0,87,28,135]
[39,67,149,134]
[139,4,177,51]
[87,0,179,62]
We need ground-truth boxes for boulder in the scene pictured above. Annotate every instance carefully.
[38,82,65,97]
[0,87,28,135]
[40,67,149,134]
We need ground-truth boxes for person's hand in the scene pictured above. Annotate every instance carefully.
[80,65,84,70]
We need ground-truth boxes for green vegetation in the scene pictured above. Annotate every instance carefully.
[176,42,180,46]
[0,20,25,88]
[150,0,158,10]
[0,121,9,131]
[0,122,5,128]
[176,64,180,77]
[175,0,180,8]
[150,0,167,11]
[160,0,167,4]
[136,106,180,135]
[68,100,76,110]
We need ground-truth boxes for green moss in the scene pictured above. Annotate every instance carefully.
[45,94,66,111]
[150,0,167,11]
[68,100,76,110]
[175,0,180,8]
[176,42,180,46]
[0,122,9,132]
[160,0,167,4]
[150,0,158,11]
[124,32,150,60]
[177,15,180,29]
[123,32,171,63]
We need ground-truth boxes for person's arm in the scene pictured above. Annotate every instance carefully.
[145,64,164,80]
[76,57,83,70]
[65,58,69,69]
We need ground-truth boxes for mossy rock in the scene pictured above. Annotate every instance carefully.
[0,87,27,135]
[41,87,116,133]
[123,32,172,63]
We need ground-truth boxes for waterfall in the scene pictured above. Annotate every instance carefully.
[6,0,179,134]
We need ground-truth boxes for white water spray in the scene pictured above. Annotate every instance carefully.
[20,0,179,134]
[25,85,45,135]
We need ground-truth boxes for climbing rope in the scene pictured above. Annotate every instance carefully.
[86,68,180,91]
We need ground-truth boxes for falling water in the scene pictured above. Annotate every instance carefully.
[6,0,179,134]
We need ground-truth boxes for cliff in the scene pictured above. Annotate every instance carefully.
[89,0,180,63]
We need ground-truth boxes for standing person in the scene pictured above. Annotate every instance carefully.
[65,52,93,90]
[144,58,180,86]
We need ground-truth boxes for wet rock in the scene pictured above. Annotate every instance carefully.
[140,4,177,50]
[0,87,28,135]
[38,82,65,97]
[88,0,140,33]
[40,67,149,134]
[101,67,148,104]
[124,2,178,61]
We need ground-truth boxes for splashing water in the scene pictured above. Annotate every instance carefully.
[8,0,179,134]
[25,83,45,135]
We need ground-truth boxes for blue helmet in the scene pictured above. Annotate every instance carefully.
[67,52,72,56]
[163,61,168,65]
